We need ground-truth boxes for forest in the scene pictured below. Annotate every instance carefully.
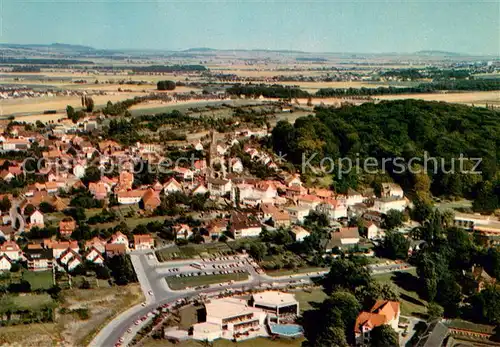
[271,100,500,212]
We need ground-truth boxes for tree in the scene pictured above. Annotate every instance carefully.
[470,286,500,324]
[324,259,371,293]
[370,325,399,347]
[381,231,410,260]
[0,196,11,212]
[315,326,348,347]
[83,96,94,112]
[66,105,75,119]
[39,202,55,214]
[249,242,267,261]
[383,209,405,230]
[82,166,101,184]
[23,204,36,217]
[157,80,176,91]
[321,291,361,330]
[427,302,444,321]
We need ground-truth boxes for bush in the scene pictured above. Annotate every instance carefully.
[157,80,176,91]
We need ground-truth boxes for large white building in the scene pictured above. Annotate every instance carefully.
[192,291,300,342]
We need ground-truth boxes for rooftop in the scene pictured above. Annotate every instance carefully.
[252,291,298,307]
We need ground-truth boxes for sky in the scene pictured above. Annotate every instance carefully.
[1,0,499,55]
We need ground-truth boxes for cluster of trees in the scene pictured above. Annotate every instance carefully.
[302,258,399,347]
[131,65,207,73]
[410,209,500,324]
[81,96,94,112]
[157,80,176,91]
[380,68,471,81]
[316,79,499,97]
[66,105,86,123]
[11,66,41,73]
[0,58,93,65]
[226,83,310,98]
[154,192,209,216]
[272,100,500,209]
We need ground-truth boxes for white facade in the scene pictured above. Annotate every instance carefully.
[286,206,310,224]
[0,256,12,271]
[372,198,408,214]
[30,210,44,225]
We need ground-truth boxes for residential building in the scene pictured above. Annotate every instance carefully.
[25,248,54,271]
[105,243,126,257]
[208,178,232,197]
[59,217,76,237]
[141,188,161,211]
[133,234,155,250]
[381,183,404,199]
[372,197,408,214]
[355,300,400,346]
[173,224,193,240]
[0,255,12,271]
[325,227,360,252]
[0,241,22,260]
[285,206,310,224]
[316,199,348,220]
[29,210,44,227]
[290,226,310,242]
[164,178,183,195]
[117,189,145,205]
[192,184,208,195]
[110,231,129,251]
[85,247,105,264]
[230,212,261,239]
[85,237,106,253]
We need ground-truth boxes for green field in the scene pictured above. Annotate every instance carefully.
[156,243,234,262]
[11,293,55,310]
[165,272,249,290]
[373,269,428,317]
[22,271,54,290]
[292,288,329,313]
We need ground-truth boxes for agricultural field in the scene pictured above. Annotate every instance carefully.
[375,90,500,107]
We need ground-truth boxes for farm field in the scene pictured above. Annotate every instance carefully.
[165,272,249,290]
[0,92,147,116]
[375,90,500,106]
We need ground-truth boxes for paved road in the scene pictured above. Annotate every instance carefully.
[399,315,425,347]
[9,199,24,233]
[91,252,413,347]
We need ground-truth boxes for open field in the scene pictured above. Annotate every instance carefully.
[292,287,329,312]
[21,270,54,290]
[265,266,326,277]
[156,243,234,262]
[10,293,55,310]
[373,269,428,318]
[0,323,62,347]
[0,92,147,116]
[165,272,249,290]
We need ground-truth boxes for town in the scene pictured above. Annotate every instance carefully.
[1,2,499,347]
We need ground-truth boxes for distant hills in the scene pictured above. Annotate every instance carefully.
[414,50,463,57]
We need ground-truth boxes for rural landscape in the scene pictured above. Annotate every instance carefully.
[0,1,499,347]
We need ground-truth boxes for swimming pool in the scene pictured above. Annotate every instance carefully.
[269,324,304,337]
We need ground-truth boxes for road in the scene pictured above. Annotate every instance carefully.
[9,198,25,233]
[90,251,413,347]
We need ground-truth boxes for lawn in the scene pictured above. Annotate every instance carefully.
[292,287,329,313]
[156,243,233,262]
[265,266,327,277]
[373,269,428,317]
[166,272,249,290]
[22,270,54,290]
[11,293,55,310]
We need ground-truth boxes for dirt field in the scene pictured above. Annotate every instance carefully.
[0,92,147,116]
[0,284,144,347]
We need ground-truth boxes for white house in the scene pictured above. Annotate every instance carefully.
[164,178,182,195]
[117,190,145,205]
[285,206,310,224]
[372,197,408,214]
[29,210,44,227]
[67,256,82,271]
[192,184,208,195]
[173,224,193,239]
[316,200,348,220]
[381,183,404,199]
[290,226,310,242]
[230,212,261,239]
[0,241,22,260]
[208,178,232,197]
[230,158,243,173]
[0,255,12,271]
[110,231,129,251]
[73,164,86,178]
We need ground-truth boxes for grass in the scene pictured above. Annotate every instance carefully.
[156,243,233,262]
[165,272,249,290]
[265,266,327,277]
[22,270,54,290]
[292,287,329,313]
[0,323,61,346]
[11,293,55,310]
[178,304,200,330]
[373,269,428,317]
